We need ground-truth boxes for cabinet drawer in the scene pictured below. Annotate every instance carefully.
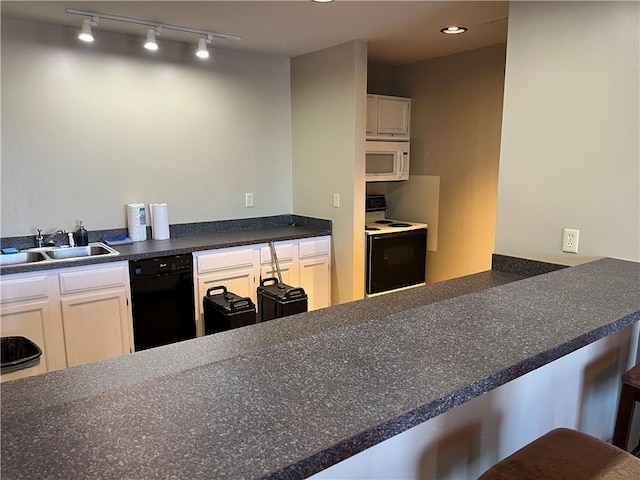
[299,237,331,259]
[197,248,256,274]
[0,275,49,304]
[259,243,295,265]
[59,266,126,295]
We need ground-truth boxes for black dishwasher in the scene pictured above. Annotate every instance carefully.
[129,254,196,351]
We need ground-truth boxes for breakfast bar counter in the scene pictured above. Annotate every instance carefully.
[2,258,639,479]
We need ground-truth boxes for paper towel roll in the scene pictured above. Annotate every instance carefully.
[127,203,147,242]
[150,203,170,240]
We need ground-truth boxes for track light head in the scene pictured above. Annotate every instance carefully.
[144,28,159,51]
[79,18,94,42]
[196,37,210,59]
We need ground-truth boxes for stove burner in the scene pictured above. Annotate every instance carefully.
[375,220,393,224]
[365,226,381,231]
[389,223,412,228]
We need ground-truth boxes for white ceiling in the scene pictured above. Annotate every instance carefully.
[0,1,509,65]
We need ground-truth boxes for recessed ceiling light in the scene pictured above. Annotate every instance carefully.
[440,26,468,35]
[311,0,334,3]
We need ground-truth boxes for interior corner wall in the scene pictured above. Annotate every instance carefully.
[1,17,292,236]
[496,1,640,265]
[380,44,506,283]
[291,40,368,305]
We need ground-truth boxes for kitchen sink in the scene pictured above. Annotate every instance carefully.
[1,242,119,268]
[45,244,117,260]
[0,251,48,266]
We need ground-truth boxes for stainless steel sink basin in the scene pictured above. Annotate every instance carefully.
[45,244,117,260]
[0,251,48,266]
[1,242,119,267]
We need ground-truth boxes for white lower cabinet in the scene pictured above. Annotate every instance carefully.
[57,263,132,367]
[0,261,133,382]
[60,289,130,367]
[0,273,65,382]
[298,237,331,311]
[194,246,260,336]
[0,299,53,381]
[193,236,331,335]
[259,241,298,287]
[299,256,331,311]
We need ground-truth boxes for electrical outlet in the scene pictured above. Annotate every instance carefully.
[562,228,579,253]
[333,193,340,208]
[245,193,254,208]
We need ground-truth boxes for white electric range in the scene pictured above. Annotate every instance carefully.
[365,195,428,296]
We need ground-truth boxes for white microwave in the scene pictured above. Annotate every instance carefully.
[365,141,410,182]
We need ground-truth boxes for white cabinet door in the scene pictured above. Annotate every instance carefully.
[259,242,299,287]
[298,236,331,311]
[377,96,410,136]
[196,267,258,335]
[366,94,411,139]
[299,257,331,311]
[259,262,298,289]
[0,300,50,381]
[60,289,131,367]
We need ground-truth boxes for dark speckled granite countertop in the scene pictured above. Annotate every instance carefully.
[2,258,639,479]
[0,216,331,275]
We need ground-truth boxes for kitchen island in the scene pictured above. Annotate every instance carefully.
[2,258,639,479]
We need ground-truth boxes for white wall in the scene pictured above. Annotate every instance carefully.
[395,44,506,283]
[1,18,293,236]
[291,41,367,304]
[495,1,640,265]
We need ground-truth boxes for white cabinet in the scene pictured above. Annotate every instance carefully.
[0,262,133,381]
[1,300,53,381]
[298,237,331,311]
[366,94,411,140]
[194,246,260,336]
[0,273,65,382]
[259,241,298,286]
[193,236,331,333]
[57,263,133,367]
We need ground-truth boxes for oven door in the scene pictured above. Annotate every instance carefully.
[366,228,427,295]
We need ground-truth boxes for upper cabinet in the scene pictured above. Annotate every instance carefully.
[366,94,411,140]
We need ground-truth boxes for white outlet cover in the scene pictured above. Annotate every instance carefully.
[562,228,579,253]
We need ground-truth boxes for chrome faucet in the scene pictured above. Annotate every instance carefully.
[40,229,66,247]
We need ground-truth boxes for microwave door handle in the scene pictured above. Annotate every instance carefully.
[398,150,404,180]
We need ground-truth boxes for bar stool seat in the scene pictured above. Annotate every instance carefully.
[478,428,640,479]
[612,363,640,453]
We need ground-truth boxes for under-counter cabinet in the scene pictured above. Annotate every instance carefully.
[193,236,331,335]
[297,237,331,311]
[194,246,260,336]
[259,241,299,286]
[366,94,411,139]
[0,274,64,382]
[0,261,134,381]
[58,264,132,367]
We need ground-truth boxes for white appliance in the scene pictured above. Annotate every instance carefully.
[365,195,428,296]
[365,141,410,182]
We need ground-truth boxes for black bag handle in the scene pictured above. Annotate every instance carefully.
[206,285,227,297]
[229,298,253,312]
[285,288,306,300]
[260,277,279,287]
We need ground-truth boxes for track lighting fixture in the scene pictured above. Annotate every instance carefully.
[78,18,95,42]
[144,28,159,51]
[196,36,211,59]
[67,9,240,59]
